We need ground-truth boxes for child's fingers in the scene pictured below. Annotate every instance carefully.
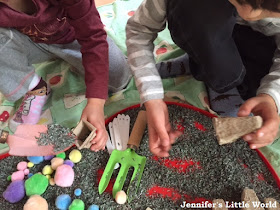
[237,99,257,116]
[90,129,108,152]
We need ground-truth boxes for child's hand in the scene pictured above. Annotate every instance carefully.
[238,94,280,149]
[145,99,182,157]
[81,98,108,152]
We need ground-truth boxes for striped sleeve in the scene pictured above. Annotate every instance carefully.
[126,0,167,104]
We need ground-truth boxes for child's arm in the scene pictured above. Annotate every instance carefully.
[126,0,166,104]
[126,0,182,157]
[60,0,109,151]
[61,0,109,100]
[238,34,280,149]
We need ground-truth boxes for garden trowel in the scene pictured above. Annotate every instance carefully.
[99,110,147,201]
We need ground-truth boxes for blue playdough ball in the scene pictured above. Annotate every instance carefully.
[88,204,99,210]
[74,188,82,196]
[27,156,44,164]
[55,194,72,210]
[27,173,33,178]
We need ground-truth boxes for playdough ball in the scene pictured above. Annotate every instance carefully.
[42,165,53,175]
[115,190,127,204]
[44,155,54,160]
[27,162,34,168]
[74,188,82,196]
[51,157,64,170]
[56,152,66,159]
[24,168,30,175]
[88,204,99,210]
[69,149,82,163]
[54,165,74,187]
[3,180,25,203]
[11,170,25,181]
[25,174,49,196]
[64,159,74,168]
[17,161,28,171]
[23,195,48,210]
[49,178,55,186]
[69,199,85,210]
[28,173,34,178]
[55,194,72,210]
[7,175,11,181]
[27,156,44,164]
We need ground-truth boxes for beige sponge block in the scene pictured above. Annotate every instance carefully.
[213,116,263,145]
[241,188,264,210]
[212,199,228,210]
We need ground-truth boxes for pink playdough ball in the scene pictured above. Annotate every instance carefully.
[24,169,30,175]
[11,171,25,182]
[17,161,28,171]
[54,165,74,187]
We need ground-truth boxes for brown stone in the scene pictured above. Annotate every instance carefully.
[213,116,263,145]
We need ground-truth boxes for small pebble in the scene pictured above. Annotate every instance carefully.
[115,190,127,204]
[44,155,55,161]
[27,162,34,168]
[74,188,82,196]
[69,149,82,163]
[23,195,48,210]
[28,173,33,178]
[54,165,74,187]
[3,180,25,203]
[42,165,53,175]
[51,157,64,170]
[17,161,28,171]
[69,199,85,210]
[23,169,30,175]
[56,152,66,159]
[7,175,11,181]
[11,170,25,181]
[55,194,72,210]
[27,156,44,164]
[64,160,74,168]
[88,204,99,210]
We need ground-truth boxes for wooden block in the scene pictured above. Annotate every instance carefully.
[263,198,280,210]
[241,188,264,210]
[212,199,228,210]
[72,120,96,150]
[213,116,263,145]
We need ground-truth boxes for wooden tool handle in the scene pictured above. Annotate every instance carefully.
[0,129,8,144]
[127,110,147,150]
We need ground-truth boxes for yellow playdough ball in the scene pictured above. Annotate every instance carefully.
[27,162,34,168]
[115,190,127,205]
[42,165,53,175]
[69,149,82,163]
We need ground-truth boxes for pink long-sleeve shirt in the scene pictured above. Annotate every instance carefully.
[0,0,109,99]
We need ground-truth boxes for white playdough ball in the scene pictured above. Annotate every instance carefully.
[115,190,127,204]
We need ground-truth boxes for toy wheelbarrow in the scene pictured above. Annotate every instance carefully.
[99,110,147,201]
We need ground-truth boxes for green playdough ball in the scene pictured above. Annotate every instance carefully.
[56,152,66,160]
[69,199,85,210]
[25,174,49,196]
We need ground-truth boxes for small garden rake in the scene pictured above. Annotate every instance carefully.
[98,110,147,201]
